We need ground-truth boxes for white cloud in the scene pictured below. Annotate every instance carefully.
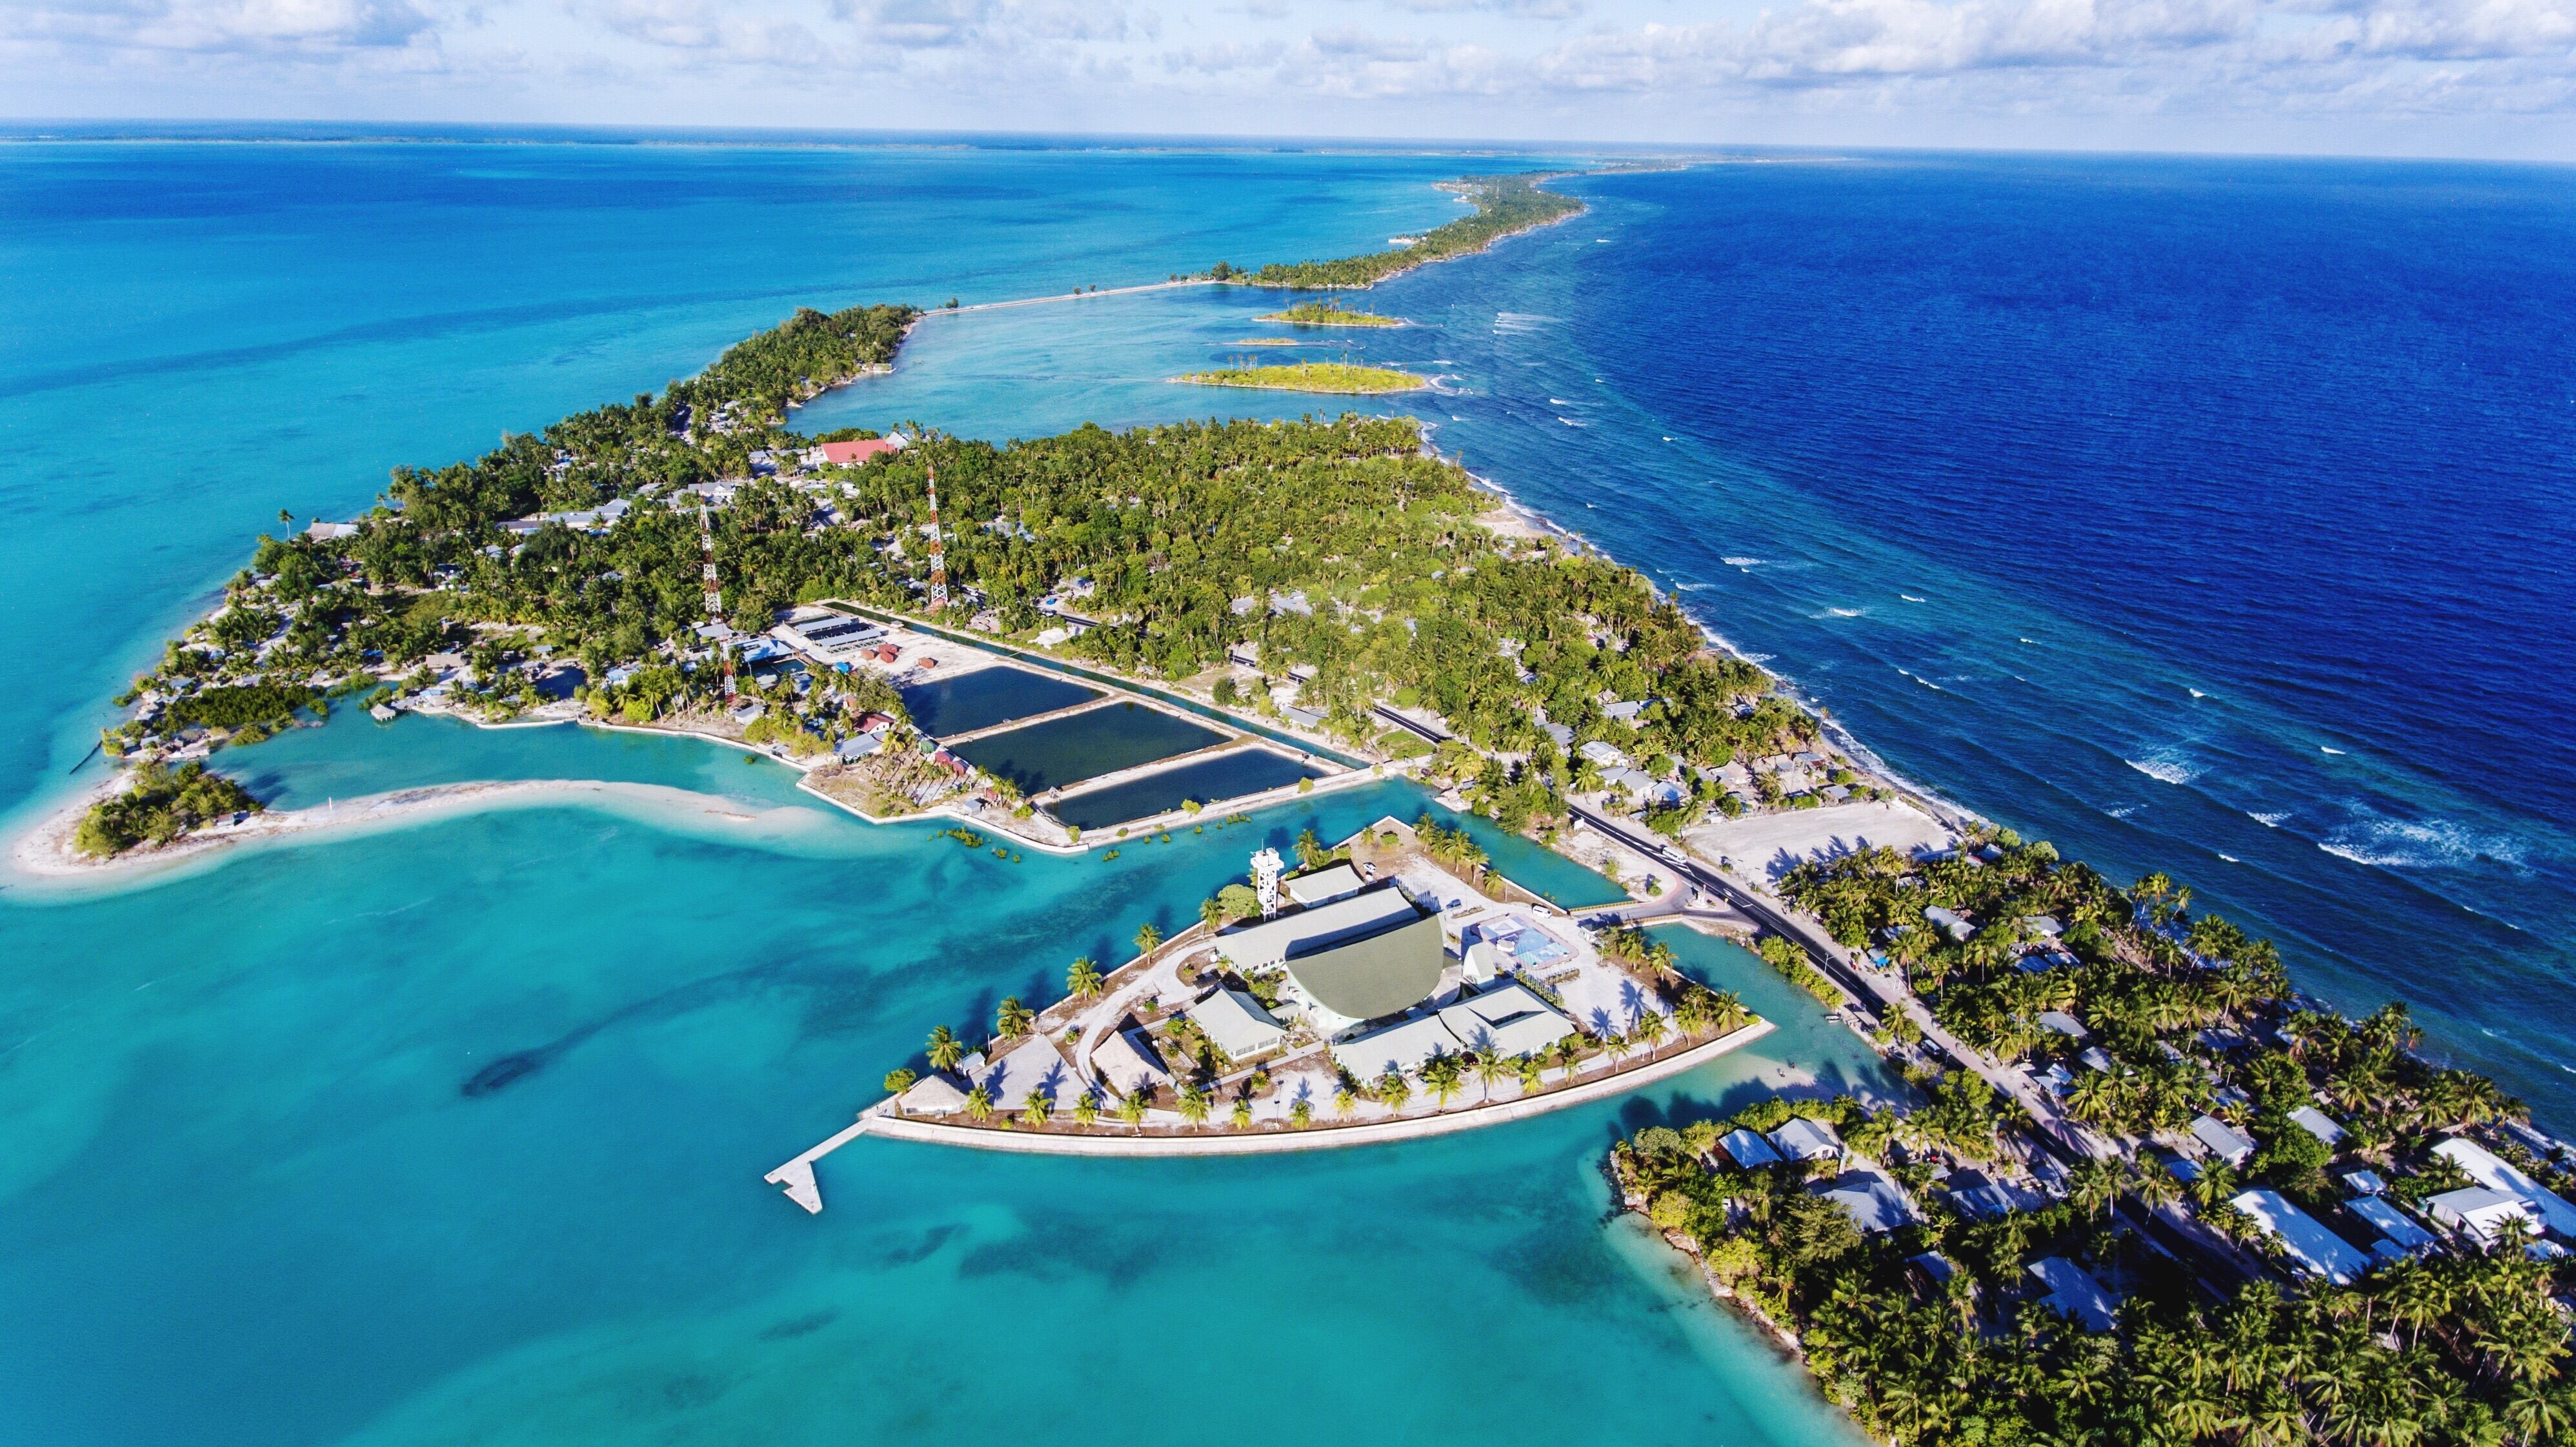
[1,0,2572,146]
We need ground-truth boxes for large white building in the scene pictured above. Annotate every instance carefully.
[2232,1188,2373,1284]
[1209,885,1422,976]
[2433,1137,2576,1238]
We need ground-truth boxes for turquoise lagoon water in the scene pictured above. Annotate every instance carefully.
[1051,747,1327,831]
[0,139,1864,1447]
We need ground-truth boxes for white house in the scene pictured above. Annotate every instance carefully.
[898,1074,971,1115]
[1771,1116,1844,1162]
[1189,989,1288,1061]
[1924,906,1973,942]
[2428,1186,2544,1246]
[2231,1188,2373,1285]
[1578,739,1629,769]
[2433,1137,2576,1238]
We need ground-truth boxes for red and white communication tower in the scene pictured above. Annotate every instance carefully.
[925,463,951,612]
[699,503,736,695]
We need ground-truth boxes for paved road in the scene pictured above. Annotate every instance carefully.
[1565,801,2114,1164]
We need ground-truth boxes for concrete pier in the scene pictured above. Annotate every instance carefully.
[763,1113,873,1213]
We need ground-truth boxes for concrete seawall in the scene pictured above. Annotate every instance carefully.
[775,1019,1771,1186]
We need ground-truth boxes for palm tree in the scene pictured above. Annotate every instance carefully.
[1377,1069,1412,1111]
[1289,1097,1313,1129]
[1072,1091,1100,1127]
[2069,1158,2122,1219]
[1472,1050,1511,1098]
[1115,1089,1149,1130]
[995,995,1032,1038]
[2129,1156,2182,1210]
[1134,922,1163,962]
[1065,956,1103,1001]
[882,1068,917,1109]
[1631,1009,1669,1054]
[927,1024,964,1072]
[1516,1054,1545,1093]
[1020,1093,1052,1128]
[1176,1083,1211,1125]
[1707,989,1751,1033]
[965,1086,992,1122]
[1421,1053,1466,1108]
[1230,1097,1254,1128]
[1334,1083,1358,1117]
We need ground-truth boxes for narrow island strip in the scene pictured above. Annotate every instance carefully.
[1170,362,1427,394]
[1257,301,1401,328]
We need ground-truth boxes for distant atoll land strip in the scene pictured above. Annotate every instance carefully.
[1258,301,1401,328]
[1171,362,1427,394]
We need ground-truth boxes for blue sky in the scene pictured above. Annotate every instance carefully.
[4,0,2574,157]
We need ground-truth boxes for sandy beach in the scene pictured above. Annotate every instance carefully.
[6,776,823,891]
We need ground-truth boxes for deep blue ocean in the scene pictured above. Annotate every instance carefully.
[1,136,2570,1445]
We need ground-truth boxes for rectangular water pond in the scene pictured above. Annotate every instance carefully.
[952,702,1229,794]
[899,665,1101,737]
[1052,748,1328,831]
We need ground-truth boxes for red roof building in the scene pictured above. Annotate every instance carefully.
[815,438,901,467]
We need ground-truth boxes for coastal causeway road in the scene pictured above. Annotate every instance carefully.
[1565,801,2115,1166]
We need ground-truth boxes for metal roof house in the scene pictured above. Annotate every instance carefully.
[1721,1128,1784,1168]
[1434,980,1575,1060]
[2028,1257,2120,1332]
[1189,989,1289,1061]
[2434,1136,2576,1238]
[1091,1028,1172,1098]
[2350,1195,2439,1255]
[2428,1186,2544,1246]
[1771,1116,1845,1162]
[2191,1114,2258,1168]
[2232,1188,2373,1284]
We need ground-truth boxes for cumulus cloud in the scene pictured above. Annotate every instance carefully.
[0,0,434,52]
[1,0,2571,136]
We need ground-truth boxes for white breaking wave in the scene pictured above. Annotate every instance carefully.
[2319,816,2528,872]
[1558,417,1586,427]
[2320,746,2347,755]
[2188,689,2207,698]
[1816,607,1865,618]
[2104,804,2141,818]
[2220,854,2240,863]
[1548,398,1574,406]
[2018,637,2038,645]
[1675,582,1715,592]
[2124,752,2202,785]
[1722,556,1762,568]
[1900,594,1926,603]
[1896,667,1944,692]
[2249,811,2290,828]
[1493,311,1557,333]
[1662,436,1675,442]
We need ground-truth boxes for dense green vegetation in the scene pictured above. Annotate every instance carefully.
[75,762,261,857]
[1174,362,1424,394]
[1246,175,1582,289]
[1259,301,1400,327]
[1617,1107,2570,1447]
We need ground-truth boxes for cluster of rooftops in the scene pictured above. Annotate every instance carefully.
[1187,866,1583,1080]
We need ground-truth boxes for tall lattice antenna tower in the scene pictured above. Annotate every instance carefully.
[700,503,735,695]
[925,463,950,613]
